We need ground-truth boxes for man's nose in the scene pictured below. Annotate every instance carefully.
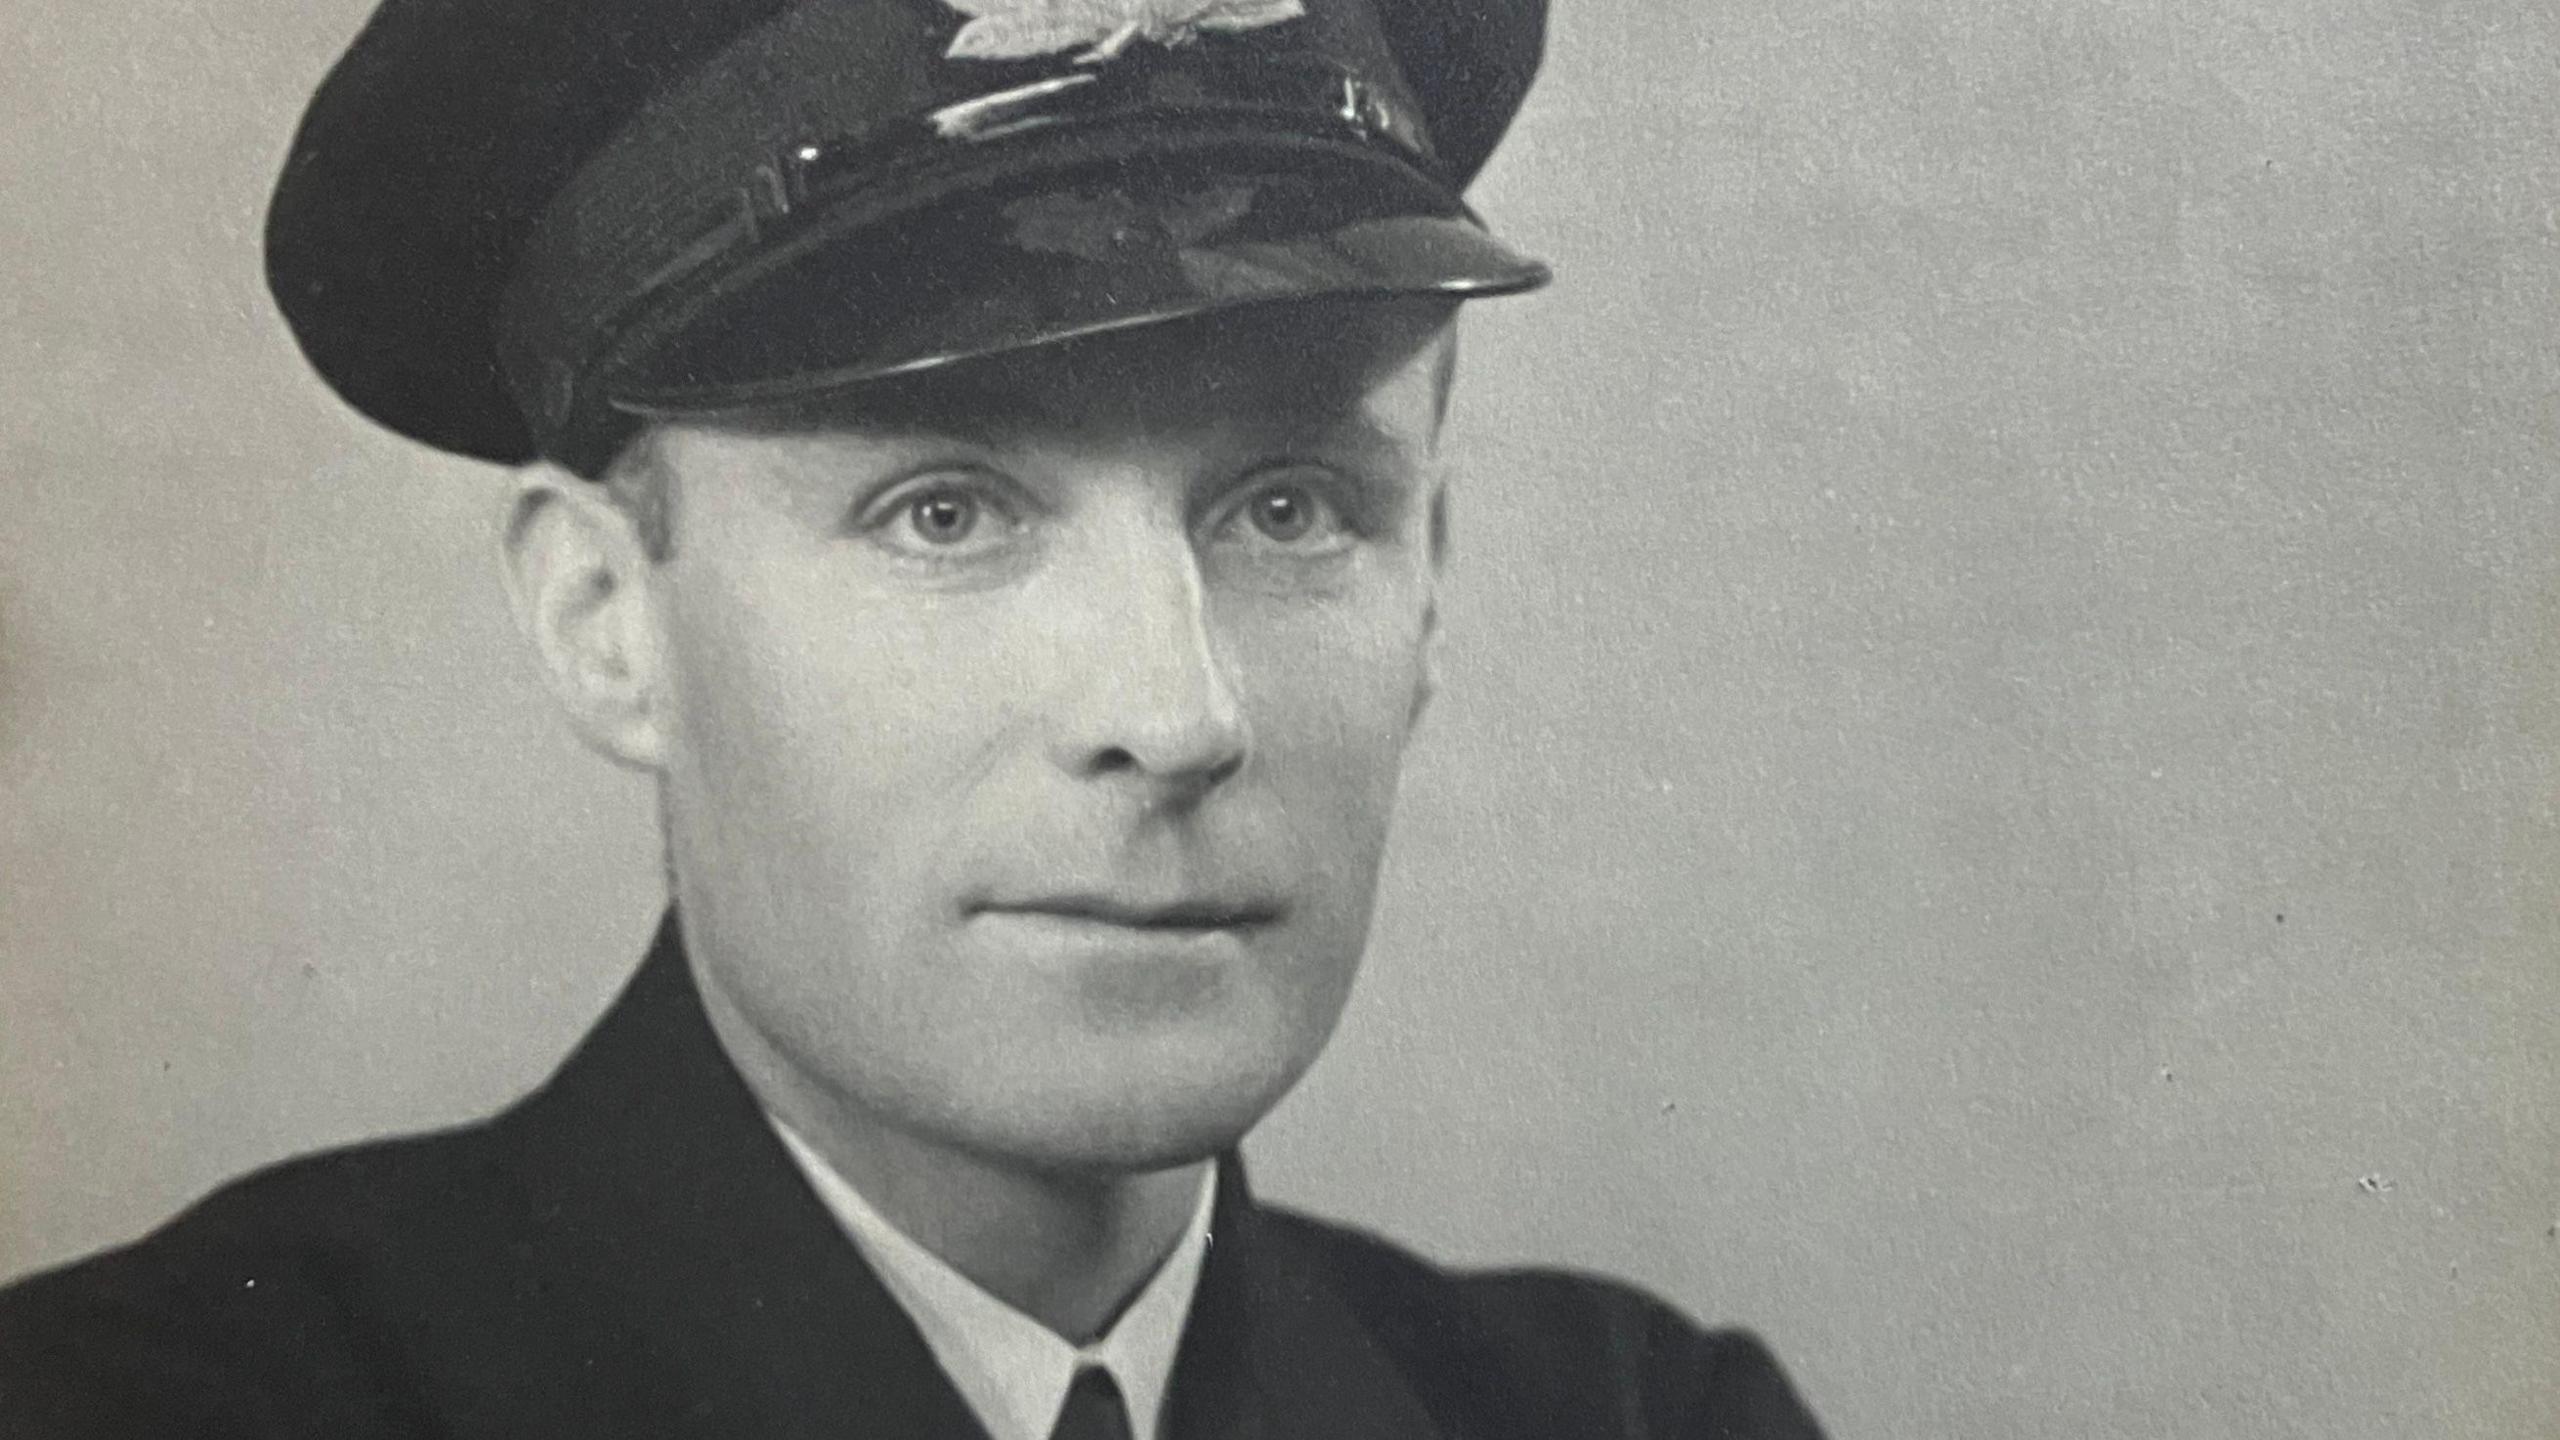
[1044,526,1250,803]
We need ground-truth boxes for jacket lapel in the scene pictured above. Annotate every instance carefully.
[503,912,992,1440]
[1167,1162,1445,1440]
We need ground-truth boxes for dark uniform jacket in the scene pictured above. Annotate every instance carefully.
[0,919,1826,1438]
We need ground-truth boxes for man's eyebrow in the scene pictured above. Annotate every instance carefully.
[1293,407,1415,462]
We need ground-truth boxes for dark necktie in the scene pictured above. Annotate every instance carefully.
[1048,1365,1136,1440]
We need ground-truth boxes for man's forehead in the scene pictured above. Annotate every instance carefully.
[673,302,1456,453]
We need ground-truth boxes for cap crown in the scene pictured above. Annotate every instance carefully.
[267,0,1548,465]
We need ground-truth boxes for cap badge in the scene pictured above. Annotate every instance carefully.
[942,0,1306,66]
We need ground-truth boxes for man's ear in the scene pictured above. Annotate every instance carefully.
[1412,481,1450,728]
[499,470,669,771]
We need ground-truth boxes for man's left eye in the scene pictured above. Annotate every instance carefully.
[1216,472,1353,550]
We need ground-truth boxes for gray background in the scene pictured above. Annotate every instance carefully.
[4,2,2555,1435]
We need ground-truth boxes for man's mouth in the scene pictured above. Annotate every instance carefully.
[973,894,1284,932]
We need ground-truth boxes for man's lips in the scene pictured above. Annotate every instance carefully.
[971,894,1284,931]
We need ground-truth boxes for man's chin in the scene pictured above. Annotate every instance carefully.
[952,1055,1316,1180]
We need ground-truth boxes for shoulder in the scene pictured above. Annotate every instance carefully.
[1254,1205,1829,1439]
[0,1120,530,1437]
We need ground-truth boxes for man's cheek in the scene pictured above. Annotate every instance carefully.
[1233,588,1426,700]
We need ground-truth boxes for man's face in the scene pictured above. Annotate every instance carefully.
[639,300,1453,1175]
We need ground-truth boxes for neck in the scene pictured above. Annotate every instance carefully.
[691,954,1209,1343]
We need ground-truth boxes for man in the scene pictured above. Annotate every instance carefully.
[0,0,1826,1434]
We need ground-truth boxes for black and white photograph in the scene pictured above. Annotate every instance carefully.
[1,1,2553,1435]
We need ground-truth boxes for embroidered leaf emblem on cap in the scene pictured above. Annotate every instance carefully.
[943,0,1306,65]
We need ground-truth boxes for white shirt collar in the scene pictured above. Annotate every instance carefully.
[771,1122,1215,1440]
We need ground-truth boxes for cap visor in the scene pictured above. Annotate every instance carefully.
[602,149,1547,418]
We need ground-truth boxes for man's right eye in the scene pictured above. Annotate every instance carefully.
[857,473,1025,560]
